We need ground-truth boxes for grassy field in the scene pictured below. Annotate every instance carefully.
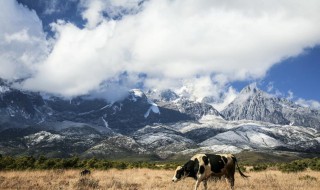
[0,169,319,190]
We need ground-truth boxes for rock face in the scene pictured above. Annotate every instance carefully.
[222,84,320,130]
[0,80,319,159]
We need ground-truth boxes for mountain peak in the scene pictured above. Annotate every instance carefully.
[240,83,259,94]
[222,84,320,129]
[127,89,148,103]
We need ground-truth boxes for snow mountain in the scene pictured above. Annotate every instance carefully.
[222,84,320,130]
[0,80,319,159]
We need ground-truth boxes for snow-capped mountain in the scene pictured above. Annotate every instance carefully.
[0,79,319,159]
[222,84,320,130]
[168,115,320,155]
[148,89,223,120]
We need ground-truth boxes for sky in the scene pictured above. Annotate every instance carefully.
[0,0,320,110]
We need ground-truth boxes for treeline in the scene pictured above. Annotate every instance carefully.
[0,155,180,171]
[249,157,320,172]
[0,154,319,172]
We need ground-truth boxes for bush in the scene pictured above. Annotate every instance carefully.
[298,175,317,181]
[250,164,268,172]
[75,178,99,189]
[279,161,307,173]
[237,164,247,172]
[114,162,128,170]
[309,158,320,171]
[15,156,35,170]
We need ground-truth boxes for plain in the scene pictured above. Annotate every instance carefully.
[0,169,319,190]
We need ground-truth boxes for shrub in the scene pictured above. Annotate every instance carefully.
[114,162,128,170]
[75,177,99,189]
[309,158,320,171]
[15,156,35,170]
[250,164,268,172]
[298,175,317,181]
[279,161,307,173]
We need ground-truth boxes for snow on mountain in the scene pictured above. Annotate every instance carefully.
[0,86,10,94]
[129,89,145,102]
[83,135,149,157]
[146,88,221,119]
[144,99,160,118]
[165,115,320,154]
[146,89,179,102]
[180,145,243,155]
[24,131,64,146]
[132,125,197,158]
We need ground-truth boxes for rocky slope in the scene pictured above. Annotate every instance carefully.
[222,84,320,130]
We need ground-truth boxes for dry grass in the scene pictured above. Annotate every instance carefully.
[0,169,319,190]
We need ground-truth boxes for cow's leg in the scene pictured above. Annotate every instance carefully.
[203,179,208,190]
[226,176,235,190]
[194,179,201,190]
[194,174,205,190]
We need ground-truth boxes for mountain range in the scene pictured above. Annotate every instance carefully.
[0,79,319,159]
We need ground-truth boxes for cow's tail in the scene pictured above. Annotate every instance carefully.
[232,156,249,178]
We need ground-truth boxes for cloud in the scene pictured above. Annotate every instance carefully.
[2,0,320,104]
[296,98,320,110]
[79,0,142,28]
[81,0,106,28]
[42,0,60,15]
[267,82,274,93]
[285,90,320,110]
[0,0,48,80]
[212,87,238,112]
[287,90,294,100]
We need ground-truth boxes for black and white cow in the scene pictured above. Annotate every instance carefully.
[172,154,248,190]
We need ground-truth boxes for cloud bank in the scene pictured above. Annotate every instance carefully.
[1,0,320,104]
[0,0,48,80]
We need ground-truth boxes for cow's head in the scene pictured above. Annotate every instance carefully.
[172,160,198,182]
[172,166,185,182]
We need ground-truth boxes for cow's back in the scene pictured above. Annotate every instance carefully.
[206,154,235,175]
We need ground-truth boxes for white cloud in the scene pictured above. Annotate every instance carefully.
[80,0,142,28]
[287,90,294,100]
[296,98,320,110]
[212,87,238,112]
[23,20,124,96]
[177,77,222,102]
[2,0,320,103]
[0,0,48,80]
[81,0,106,28]
[267,82,274,92]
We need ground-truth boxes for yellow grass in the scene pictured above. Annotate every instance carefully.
[0,169,319,190]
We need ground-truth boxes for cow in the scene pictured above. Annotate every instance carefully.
[80,169,91,176]
[172,154,249,190]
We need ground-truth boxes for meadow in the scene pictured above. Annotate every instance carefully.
[0,169,319,190]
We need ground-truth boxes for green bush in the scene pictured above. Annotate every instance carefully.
[250,164,268,172]
[15,156,35,170]
[279,161,307,173]
[298,175,317,181]
[309,158,320,171]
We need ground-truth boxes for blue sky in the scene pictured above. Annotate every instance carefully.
[231,46,320,100]
[263,46,320,100]
[1,0,320,109]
